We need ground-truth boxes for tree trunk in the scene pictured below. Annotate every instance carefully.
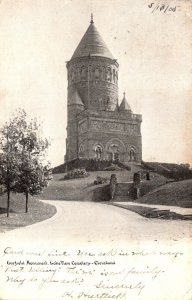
[25,191,29,213]
[7,189,10,217]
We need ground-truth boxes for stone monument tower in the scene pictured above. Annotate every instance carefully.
[65,15,142,163]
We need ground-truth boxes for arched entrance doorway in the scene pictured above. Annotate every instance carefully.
[96,146,102,159]
[109,144,119,161]
[106,138,126,162]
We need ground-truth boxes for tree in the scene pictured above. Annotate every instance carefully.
[0,109,52,216]
[0,113,22,217]
[17,153,52,213]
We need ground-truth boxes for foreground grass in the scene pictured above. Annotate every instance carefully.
[0,193,56,233]
[1,170,191,232]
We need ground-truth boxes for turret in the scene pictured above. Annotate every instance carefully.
[119,92,132,112]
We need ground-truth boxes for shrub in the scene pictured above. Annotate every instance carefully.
[53,159,113,173]
[94,176,108,185]
[114,161,131,171]
[110,174,117,199]
[104,164,123,171]
[141,161,192,181]
[53,159,133,173]
[64,168,88,180]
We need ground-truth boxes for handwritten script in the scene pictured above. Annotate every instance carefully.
[0,245,189,299]
[148,2,179,14]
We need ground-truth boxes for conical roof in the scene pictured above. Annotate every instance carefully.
[119,93,132,112]
[71,18,114,60]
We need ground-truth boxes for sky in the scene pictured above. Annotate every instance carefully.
[0,0,191,167]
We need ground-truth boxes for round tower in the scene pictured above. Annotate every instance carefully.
[65,16,142,165]
[66,16,119,162]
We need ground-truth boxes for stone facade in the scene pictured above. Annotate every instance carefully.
[65,17,142,164]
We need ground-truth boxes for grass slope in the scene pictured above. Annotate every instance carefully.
[137,179,192,208]
[37,170,133,201]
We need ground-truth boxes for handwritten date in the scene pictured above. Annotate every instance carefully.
[148,2,178,14]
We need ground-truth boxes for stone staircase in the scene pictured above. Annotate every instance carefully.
[114,182,133,202]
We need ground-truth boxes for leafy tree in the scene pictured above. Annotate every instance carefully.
[0,109,52,216]
[0,113,22,216]
[16,153,52,213]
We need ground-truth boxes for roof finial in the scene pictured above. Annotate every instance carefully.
[123,91,126,98]
[90,13,94,24]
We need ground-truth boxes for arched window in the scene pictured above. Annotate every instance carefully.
[71,69,75,82]
[79,144,85,158]
[116,71,118,83]
[79,144,84,153]
[104,97,110,111]
[76,68,80,81]
[107,67,112,82]
[130,149,136,161]
[95,145,102,160]
[102,67,106,81]
[110,144,119,161]
[81,66,86,80]
[88,65,92,80]
[113,69,115,83]
[94,67,100,80]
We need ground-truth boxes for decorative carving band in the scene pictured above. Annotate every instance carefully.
[90,120,140,135]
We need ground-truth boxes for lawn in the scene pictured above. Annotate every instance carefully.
[137,179,192,208]
[37,167,168,201]
[0,170,191,232]
[0,169,137,232]
[36,170,141,201]
[0,192,56,233]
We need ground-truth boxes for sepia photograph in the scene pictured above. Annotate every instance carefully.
[0,0,192,299]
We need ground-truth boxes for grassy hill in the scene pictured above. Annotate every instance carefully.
[37,169,192,208]
[137,179,192,208]
[37,167,168,201]
[37,170,134,201]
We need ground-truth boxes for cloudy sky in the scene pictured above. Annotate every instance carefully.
[0,0,191,167]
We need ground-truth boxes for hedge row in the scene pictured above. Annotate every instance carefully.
[53,159,131,173]
[141,161,192,181]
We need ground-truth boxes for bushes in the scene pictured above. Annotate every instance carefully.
[161,169,192,181]
[53,159,132,174]
[104,164,123,171]
[115,161,131,171]
[53,159,112,173]
[52,164,66,174]
[64,168,88,180]
[141,161,192,181]
[94,176,108,185]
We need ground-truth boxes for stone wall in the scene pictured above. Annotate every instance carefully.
[77,115,142,163]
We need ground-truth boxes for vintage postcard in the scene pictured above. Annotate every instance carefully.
[0,0,192,299]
